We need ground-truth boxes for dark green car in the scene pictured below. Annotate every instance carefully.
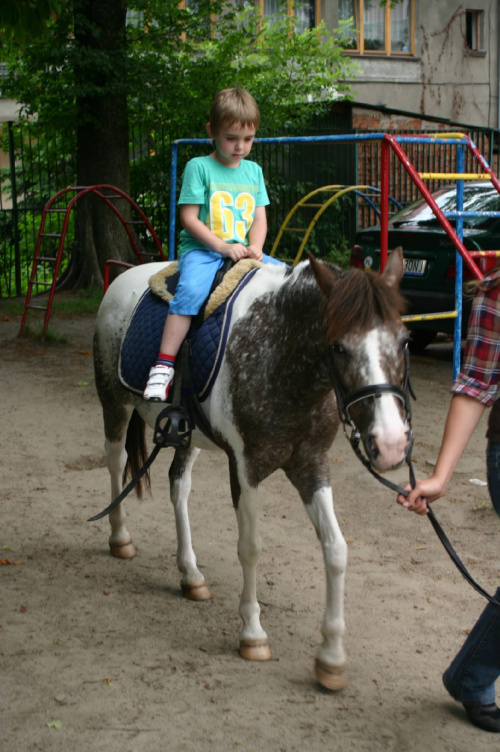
[350,182,499,350]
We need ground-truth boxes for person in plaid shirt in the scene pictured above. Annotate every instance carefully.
[397,271,500,733]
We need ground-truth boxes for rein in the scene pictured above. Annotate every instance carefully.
[327,342,500,610]
[89,339,222,523]
[87,404,192,522]
[89,342,194,523]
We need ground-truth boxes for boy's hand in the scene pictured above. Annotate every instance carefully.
[246,244,264,261]
[221,242,249,262]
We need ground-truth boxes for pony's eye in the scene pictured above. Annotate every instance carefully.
[331,343,345,355]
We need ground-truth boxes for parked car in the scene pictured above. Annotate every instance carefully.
[350,182,500,350]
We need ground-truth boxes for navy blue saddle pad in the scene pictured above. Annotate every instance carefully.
[119,268,258,402]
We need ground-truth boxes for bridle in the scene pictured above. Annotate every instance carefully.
[326,340,416,497]
[326,339,500,609]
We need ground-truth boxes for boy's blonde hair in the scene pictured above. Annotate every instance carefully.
[209,88,261,134]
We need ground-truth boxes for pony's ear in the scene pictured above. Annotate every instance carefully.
[381,246,404,289]
[308,251,340,297]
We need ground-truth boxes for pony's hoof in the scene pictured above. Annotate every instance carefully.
[239,638,272,661]
[314,658,347,691]
[110,540,137,559]
[181,582,212,601]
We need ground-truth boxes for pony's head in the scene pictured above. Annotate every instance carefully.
[310,248,411,473]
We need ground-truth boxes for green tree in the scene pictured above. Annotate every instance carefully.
[1,1,358,288]
[71,0,133,288]
[0,0,61,42]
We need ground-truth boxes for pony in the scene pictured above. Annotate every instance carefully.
[92,248,410,690]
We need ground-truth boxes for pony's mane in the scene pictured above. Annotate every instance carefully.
[322,265,406,342]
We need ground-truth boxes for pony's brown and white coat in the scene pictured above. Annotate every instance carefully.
[93,249,409,689]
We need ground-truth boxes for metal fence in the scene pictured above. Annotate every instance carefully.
[1,119,498,297]
[0,121,76,297]
[355,127,498,229]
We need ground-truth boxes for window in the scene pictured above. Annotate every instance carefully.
[465,9,484,52]
[181,0,213,15]
[179,0,215,38]
[125,10,144,28]
[339,0,414,56]
[257,1,319,32]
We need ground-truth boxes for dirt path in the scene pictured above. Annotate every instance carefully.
[1,309,499,752]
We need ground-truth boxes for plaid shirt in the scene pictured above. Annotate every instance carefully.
[452,274,500,406]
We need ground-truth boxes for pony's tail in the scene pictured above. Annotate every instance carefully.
[124,409,151,499]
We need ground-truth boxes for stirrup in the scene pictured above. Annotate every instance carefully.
[153,405,192,450]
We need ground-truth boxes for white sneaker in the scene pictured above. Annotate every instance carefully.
[143,365,174,402]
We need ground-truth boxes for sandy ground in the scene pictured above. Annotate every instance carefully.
[1,306,500,752]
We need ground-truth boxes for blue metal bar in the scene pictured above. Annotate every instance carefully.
[174,134,388,146]
[168,133,473,263]
[169,142,179,260]
[445,210,500,218]
[167,132,489,384]
[174,138,213,146]
[453,146,465,380]
[395,136,468,146]
[345,188,402,217]
[168,139,405,258]
[173,134,471,147]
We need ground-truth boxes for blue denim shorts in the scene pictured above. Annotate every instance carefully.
[168,249,284,316]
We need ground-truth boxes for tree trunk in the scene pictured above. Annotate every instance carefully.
[69,0,135,290]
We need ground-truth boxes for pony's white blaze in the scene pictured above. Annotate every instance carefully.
[362,327,408,471]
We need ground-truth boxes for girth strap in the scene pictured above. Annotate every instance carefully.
[181,338,221,447]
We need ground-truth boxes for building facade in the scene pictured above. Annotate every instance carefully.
[315,0,499,131]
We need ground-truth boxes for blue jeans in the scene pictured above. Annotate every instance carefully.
[443,587,500,706]
[487,441,500,517]
[442,442,500,706]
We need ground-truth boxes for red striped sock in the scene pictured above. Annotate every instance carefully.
[156,352,176,368]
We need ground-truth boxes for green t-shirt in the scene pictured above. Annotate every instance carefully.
[177,155,270,257]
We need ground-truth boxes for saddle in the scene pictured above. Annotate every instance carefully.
[118,258,262,403]
[148,257,262,322]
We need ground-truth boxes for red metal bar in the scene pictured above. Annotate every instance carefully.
[104,260,135,292]
[88,185,166,261]
[18,190,80,337]
[384,135,483,280]
[460,135,500,194]
[20,184,168,340]
[380,140,390,271]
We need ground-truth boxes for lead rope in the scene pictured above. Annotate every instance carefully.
[350,434,500,608]
[328,343,500,608]
[425,505,500,608]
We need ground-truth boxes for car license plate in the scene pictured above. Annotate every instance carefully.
[403,258,426,276]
